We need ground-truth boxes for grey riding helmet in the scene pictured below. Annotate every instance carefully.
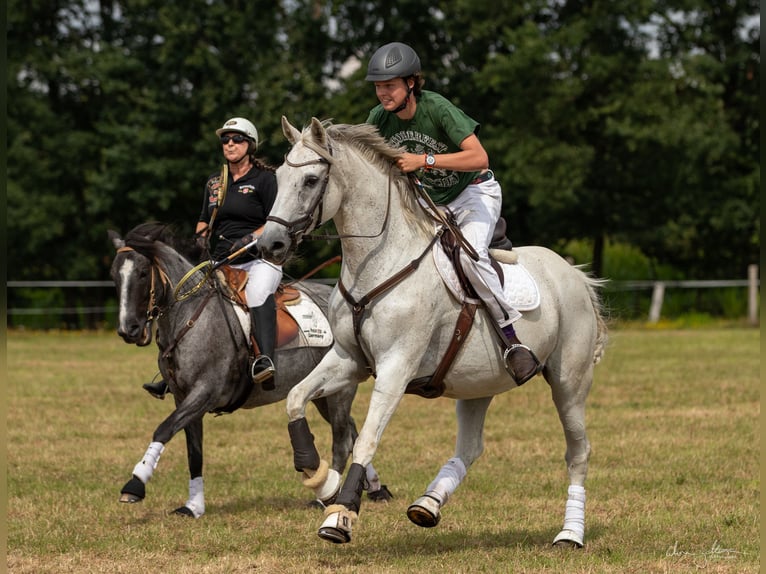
[365,42,421,81]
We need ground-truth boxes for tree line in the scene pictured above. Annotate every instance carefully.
[7,0,760,326]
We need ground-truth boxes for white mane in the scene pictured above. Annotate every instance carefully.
[301,122,434,238]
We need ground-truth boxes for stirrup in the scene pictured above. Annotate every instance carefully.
[142,375,168,400]
[503,344,541,385]
[251,355,276,384]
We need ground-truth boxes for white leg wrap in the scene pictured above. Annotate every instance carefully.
[424,457,467,506]
[132,441,165,484]
[184,477,205,518]
[314,469,342,502]
[553,485,586,546]
[365,463,381,492]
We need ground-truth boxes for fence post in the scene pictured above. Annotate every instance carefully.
[648,282,665,323]
[748,264,759,326]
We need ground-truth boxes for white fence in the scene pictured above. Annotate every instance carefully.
[7,265,760,325]
[609,264,759,325]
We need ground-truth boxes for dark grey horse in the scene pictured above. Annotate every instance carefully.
[109,222,390,517]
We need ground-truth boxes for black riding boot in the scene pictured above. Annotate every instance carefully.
[501,324,541,385]
[142,376,169,400]
[250,294,277,391]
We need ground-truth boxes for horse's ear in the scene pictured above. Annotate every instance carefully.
[108,229,125,250]
[282,115,301,145]
[309,117,327,146]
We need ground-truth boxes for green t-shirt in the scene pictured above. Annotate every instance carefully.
[366,90,481,204]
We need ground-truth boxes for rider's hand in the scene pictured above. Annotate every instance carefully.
[395,152,422,173]
[229,232,258,255]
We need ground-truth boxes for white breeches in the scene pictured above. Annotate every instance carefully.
[232,258,283,307]
[448,178,521,327]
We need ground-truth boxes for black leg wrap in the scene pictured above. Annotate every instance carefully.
[120,476,146,500]
[288,418,320,472]
[335,463,366,515]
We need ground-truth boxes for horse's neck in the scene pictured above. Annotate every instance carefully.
[156,246,198,306]
[334,172,432,288]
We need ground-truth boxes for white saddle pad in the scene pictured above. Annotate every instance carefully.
[283,295,334,347]
[233,292,334,349]
[433,245,540,311]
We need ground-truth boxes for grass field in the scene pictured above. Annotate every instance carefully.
[6,326,760,573]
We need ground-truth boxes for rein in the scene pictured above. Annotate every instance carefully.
[267,140,395,243]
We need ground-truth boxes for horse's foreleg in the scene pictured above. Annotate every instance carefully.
[173,418,205,518]
[407,397,492,528]
[318,364,410,544]
[551,377,592,549]
[119,388,214,505]
[120,441,164,503]
[286,348,365,505]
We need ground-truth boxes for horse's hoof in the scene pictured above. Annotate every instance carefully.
[406,495,441,528]
[552,529,584,549]
[119,476,146,503]
[317,510,353,544]
[318,526,350,544]
[172,506,196,518]
[367,485,393,502]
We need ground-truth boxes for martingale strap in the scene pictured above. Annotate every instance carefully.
[161,289,216,359]
[336,229,444,376]
[337,230,442,345]
[405,301,477,399]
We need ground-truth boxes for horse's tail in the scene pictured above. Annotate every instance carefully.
[576,267,609,365]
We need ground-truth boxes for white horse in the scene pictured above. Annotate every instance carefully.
[259,117,608,547]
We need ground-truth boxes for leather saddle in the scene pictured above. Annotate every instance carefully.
[404,217,514,399]
[216,265,300,348]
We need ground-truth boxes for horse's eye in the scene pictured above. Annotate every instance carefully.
[305,175,320,188]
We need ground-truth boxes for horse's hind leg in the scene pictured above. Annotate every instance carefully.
[549,365,593,548]
[407,397,493,528]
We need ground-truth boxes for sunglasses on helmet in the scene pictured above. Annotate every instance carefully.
[220,134,248,144]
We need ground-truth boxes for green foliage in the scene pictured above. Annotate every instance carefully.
[6,0,760,326]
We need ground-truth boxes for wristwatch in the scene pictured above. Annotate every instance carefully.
[425,153,436,169]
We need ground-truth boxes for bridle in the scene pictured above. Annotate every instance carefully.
[116,244,242,361]
[265,145,333,241]
[116,246,171,321]
[266,138,394,243]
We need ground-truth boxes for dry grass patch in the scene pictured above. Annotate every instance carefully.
[7,328,759,573]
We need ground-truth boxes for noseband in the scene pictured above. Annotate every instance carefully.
[266,145,333,240]
[267,138,395,243]
[117,246,170,320]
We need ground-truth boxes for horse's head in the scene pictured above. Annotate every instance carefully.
[109,230,155,346]
[108,223,187,346]
[259,117,339,265]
